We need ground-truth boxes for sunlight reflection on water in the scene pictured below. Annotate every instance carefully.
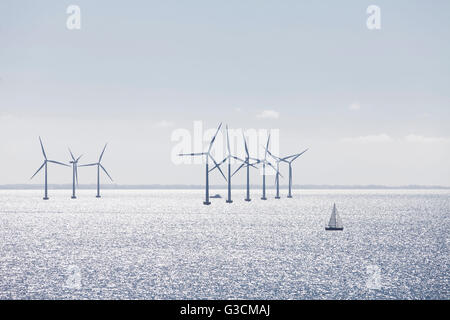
[0,189,448,299]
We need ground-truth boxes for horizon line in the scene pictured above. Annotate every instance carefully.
[0,184,449,190]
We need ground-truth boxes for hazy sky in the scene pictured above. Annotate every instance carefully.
[1,0,449,186]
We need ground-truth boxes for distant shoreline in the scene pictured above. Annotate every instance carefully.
[1,184,449,190]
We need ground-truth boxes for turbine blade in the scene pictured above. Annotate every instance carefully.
[249,162,259,169]
[263,139,270,161]
[75,166,79,185]
[100,164,113,182]
[79,163,97,167]
[209,157,227,172]
[283,148,309,162]
[99,143,108,162]
[274,171,284,184]
[39,136,47,160]
[282,154,296,161]
[30,162,45,180]
[264,134,270,161]
[208,122,222,153]
[291,148,309,162]
[264,147,281,161]
[47,160,70,167]
[267,161,282,178]
[231,162,245,177]
[231,156,245,163]
[178,152,206,156]
[242,130,249,157]
[265,134,271,151]
[209,155,227,182]
[76,154,83,162]
[68,148,75,161]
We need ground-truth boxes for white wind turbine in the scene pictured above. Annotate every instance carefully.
[209,125,246,203]
[231,130,260,202]
[281,149,308,198]
[264,148,286,199]
[68,148,83,199]
[31,137,69,200]
[179,123,227,205]
[79,144,113,198]
[259,134,279,200]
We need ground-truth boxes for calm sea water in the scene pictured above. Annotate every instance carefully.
[0,189,448,299]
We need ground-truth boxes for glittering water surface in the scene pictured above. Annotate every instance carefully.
[0,189,448,299]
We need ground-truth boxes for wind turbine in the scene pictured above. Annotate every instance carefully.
[259,134,279,200]
[68,148,82,199]
[264,148,285,199]
[281,149,308,198]
[79,144,113,198]
[30,137,69,200]
[210,125,246,203]
[179,123,227,205]
[231,130,260,201]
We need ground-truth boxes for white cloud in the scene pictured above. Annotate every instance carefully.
[154,120,175,128]
[349,102,361,110]
[256,110,279,119]
[405,134,450,143]
[341,134,392,143]
[341,133,450,144]
[0,113,14,122]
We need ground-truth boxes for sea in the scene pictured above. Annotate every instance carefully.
[0,189,448,299]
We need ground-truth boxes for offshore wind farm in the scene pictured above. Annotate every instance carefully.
[4,126,444,300]
[179,123,307,205]
[0,121,443,301]
[31,138,113,199]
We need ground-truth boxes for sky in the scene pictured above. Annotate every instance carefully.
[0,0,449,186]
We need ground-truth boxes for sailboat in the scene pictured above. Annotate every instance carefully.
[325,203,344,231]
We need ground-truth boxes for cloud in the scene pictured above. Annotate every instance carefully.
[256,110,279,119]
[349,102,361,110]
[154,120,175,128]
[341,134,392,143]
[405,134,450,143]
[0,113,14,122]
[341,133,450,144]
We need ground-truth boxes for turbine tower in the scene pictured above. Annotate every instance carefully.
[210,125,245,203]
[179,123,226,205]
[79,144,113,198]
[68,148,82,199]
[259,134,278,200]
[30,137,69,200]
[264,148,285,199]
[231,130,260,201]
[282,149,308,198]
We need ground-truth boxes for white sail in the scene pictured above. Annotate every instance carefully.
[327,203,343,229]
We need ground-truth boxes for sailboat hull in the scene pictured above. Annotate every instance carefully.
[325,227,343,231]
